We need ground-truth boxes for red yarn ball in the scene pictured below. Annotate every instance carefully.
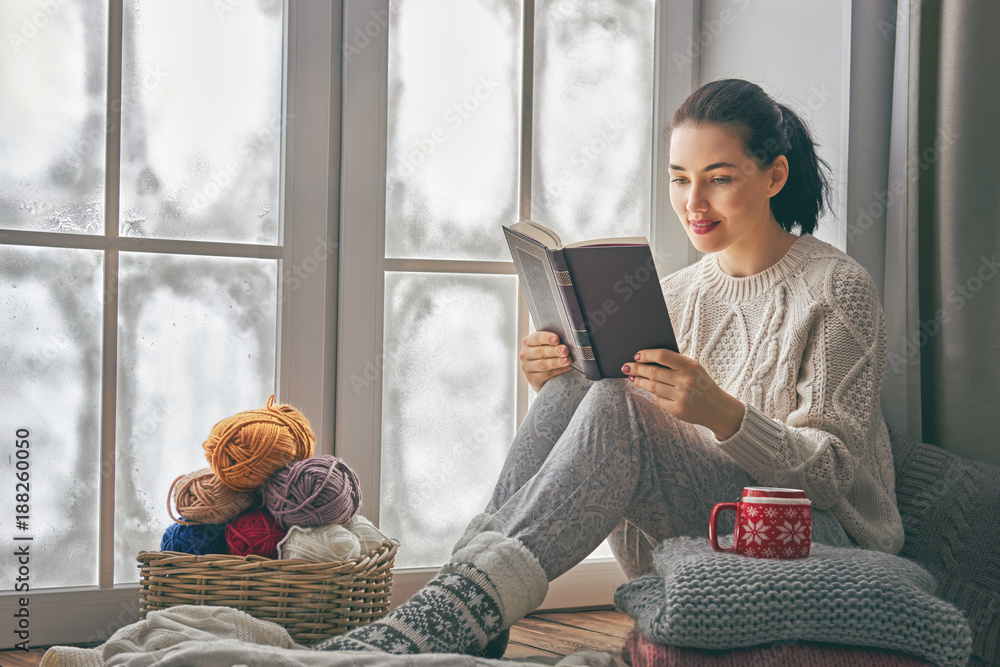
[226,509,286,559]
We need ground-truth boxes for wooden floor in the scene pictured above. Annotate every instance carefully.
[0,609,632,665]
[506,609,632,661]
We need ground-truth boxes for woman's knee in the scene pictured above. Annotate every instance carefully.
[536,368,594,405]
[585,378,664,421]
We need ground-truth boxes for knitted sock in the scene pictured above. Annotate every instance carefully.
[451,512,492,555]
[313,532,547,655]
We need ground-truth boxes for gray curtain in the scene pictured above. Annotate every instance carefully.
[863,0,1000,468]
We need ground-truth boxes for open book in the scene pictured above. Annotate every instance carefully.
[503,220,678,381]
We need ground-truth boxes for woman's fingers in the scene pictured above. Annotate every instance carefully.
[525,330,561,347]
[520,331,572,392]
[633,348,685,368]
[621,361,673,386]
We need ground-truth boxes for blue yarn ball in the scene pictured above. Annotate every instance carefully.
[161,520,228,555]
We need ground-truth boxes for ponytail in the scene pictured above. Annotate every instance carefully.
[770,104,831,235]
[671,79,832,234]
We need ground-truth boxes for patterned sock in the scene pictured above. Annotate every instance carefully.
[313,532,547,655]
[314,561,503,654]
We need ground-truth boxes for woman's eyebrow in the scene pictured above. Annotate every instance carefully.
[669,161,738,171]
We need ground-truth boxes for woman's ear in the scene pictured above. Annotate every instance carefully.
[767,155,789,197]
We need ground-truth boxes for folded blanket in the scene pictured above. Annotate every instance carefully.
[621,627,934,667]
[888,424,1000,666]
[613,537,972,667]
[40,604,626,667]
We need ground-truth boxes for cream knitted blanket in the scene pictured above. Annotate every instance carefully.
[40,604,624,667]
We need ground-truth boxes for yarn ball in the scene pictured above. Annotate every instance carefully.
[345,515,391,554]
[278,524,362,562]
[203,394,315,492]
[168,468,260,525]
[226,509,287,559]
[161,521,228,555]
[264,455,362,530]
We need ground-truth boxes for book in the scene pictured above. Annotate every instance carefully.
[503,220,678,381]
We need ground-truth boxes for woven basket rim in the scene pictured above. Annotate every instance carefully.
[137,539,397,567]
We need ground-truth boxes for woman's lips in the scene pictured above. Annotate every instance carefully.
[689,219,720,235]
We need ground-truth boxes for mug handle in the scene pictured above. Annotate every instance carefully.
[709,502,739,553]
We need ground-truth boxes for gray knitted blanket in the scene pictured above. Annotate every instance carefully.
[888,424,1000,667]
[613,537,972,667]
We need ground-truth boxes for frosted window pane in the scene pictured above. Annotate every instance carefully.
[0,246,103,590]
[119,0,282,244]
[385,0,521,261]
[114,253,277,582]
[532,0,655,242]
[381,273,518,567]
[0,1,107,234]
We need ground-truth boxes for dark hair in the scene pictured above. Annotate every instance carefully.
[670,79,831,235]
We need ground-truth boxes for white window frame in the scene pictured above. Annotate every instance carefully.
[336,0,698,609]
[0,0,340,646]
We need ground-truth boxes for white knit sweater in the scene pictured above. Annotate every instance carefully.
[661,233,904,554]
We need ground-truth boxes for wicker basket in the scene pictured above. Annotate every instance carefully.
[136,540,397,646]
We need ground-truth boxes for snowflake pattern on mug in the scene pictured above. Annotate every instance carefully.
[741,518,769,545]
[776,520,809,545]
[736,502,811,559]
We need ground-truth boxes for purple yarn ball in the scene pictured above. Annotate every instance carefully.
[263,455,362,530]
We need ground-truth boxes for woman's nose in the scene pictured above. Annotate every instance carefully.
[687,184,708,213]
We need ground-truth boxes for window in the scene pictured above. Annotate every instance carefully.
[0,1,339,644]
[338,0,853,608]
[338,0,697,607]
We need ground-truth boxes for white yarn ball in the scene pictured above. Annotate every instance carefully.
[277,524,361,561]
[345,515,391,554]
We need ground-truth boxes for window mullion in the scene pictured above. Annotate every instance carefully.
[516,0,535,435]
[98,0,124,590]
[650,0,699,277]
[518,0,534,222]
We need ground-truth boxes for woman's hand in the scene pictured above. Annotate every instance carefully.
[621,348,746,440]
[519,331,573,392]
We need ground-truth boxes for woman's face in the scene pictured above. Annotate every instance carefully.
[668,123,787,259]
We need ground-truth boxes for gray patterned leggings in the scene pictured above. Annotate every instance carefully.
[482,369,852,581]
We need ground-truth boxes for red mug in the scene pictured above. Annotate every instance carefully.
[710,487,812,558]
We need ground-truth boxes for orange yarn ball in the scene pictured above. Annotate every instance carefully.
[168,468,260,525]
[202,395,315,492]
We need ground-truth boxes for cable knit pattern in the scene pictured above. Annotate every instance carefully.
[613,537,972,667]
[661,234,904,553]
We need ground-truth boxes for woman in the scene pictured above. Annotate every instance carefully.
[318,78,904,657]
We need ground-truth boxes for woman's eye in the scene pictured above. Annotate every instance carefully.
[670,177,688,184]
[712,178,731,184]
